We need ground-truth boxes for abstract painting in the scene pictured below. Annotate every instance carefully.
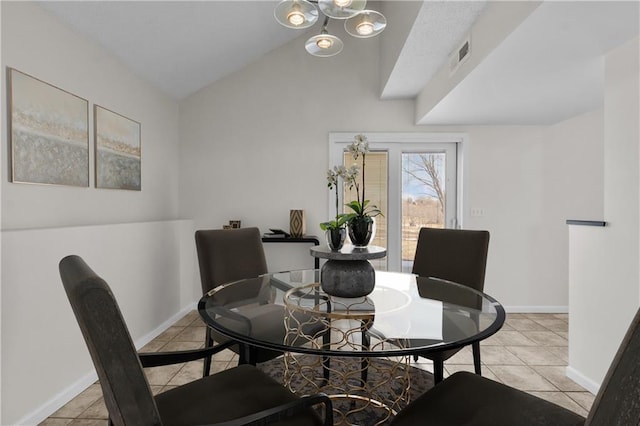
[94,105,141,190]
[9,68,89,186]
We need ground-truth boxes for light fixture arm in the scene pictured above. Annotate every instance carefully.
[320,15,330,32]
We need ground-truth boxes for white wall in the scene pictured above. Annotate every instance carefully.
[178,29,419,272]
[568,36,640,393]
[1,2,180,230]
[1,3,195,424]
[178,26,603,310]
[464,112,603,311]
[2,220,196,425]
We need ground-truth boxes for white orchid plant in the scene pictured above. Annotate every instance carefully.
[343,134,382,220]
[320,134,382,231]
[320,165,353,231]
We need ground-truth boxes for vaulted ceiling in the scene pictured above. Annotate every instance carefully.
[37,1,639,125]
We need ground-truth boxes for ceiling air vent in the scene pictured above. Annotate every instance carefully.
[449,35,471,76]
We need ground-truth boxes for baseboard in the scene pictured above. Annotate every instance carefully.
[503,306,568,314]
[17,302,198,425]
[17,370,100,426]
[134,301,199,350]
[566,366,599,395]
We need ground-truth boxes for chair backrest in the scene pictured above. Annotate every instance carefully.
[412,227,490,292]
[586,307,640,425]
[59,255,162,426]
[195,227,268,294]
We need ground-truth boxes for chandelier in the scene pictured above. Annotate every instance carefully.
[274,0,387,57]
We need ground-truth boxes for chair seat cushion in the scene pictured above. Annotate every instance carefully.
[156,364,322,425]
[390,371,585,426]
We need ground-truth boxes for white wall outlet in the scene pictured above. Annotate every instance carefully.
[470,208,485,217]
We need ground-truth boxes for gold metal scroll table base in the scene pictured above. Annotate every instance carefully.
[284,283,411,425]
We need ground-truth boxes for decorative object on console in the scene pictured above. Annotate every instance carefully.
[95,105,141,190]
[9,68,89,187]
[264,228,291,238]
[274,0,386,58]
[289,209,306,237]
[229,220,242,229]
[344,134,382,247]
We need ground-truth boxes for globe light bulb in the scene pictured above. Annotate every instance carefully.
[287,10,305,26]
[356,20,374,36]
[345,10,386,38]
[334,0,353,7]
[317,37,333,49]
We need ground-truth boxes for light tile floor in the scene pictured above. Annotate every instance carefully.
[40,311,594,425]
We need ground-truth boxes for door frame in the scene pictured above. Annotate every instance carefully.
[329,132,467,271]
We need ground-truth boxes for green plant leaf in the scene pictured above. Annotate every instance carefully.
[345,200,364,215]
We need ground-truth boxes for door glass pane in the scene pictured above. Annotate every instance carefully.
[401,153,446,272]
[343,151,388,269]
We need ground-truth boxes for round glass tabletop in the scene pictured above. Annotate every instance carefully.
[198,269,505,357]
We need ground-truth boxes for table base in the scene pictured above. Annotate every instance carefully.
[321,259,375,298]
[283,354,411,425]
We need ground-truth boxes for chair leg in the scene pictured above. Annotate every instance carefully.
[203,328,213,377]
[238,343,248,365]
[413,354,419,362]
[472,341,482,375]
[238,344,257,366]
[361,326,370,385]
[322,328,331,383]
[433,358,444,384]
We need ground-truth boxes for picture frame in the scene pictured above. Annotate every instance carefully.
[8,68,89,187]
[94,105,141,190]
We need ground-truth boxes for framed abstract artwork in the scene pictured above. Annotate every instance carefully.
[94,105,141,190]
[9,68,89,186]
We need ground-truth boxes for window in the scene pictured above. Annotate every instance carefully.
[330,133,461,272]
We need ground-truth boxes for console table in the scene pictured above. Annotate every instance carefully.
[262,235,320,269]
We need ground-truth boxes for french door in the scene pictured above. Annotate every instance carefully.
[330,133,460,272]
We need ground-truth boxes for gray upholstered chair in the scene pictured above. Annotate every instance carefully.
[391,307,640,426]
[411,227,490,383]
[195,227,284,373]
[59,255,332,426]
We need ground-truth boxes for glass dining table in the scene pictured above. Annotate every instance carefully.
[198,269,505,425]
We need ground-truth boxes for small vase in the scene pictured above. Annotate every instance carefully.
[348,216,375,247]
[326,228,347,251]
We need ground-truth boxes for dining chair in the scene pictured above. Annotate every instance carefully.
[391,306,640,426]
[195,227,285,373]
[411,227,490,383]
[59,255,333,426]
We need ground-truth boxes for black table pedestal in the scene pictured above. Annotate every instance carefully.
[321,259,375,298]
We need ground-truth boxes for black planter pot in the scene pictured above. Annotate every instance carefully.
[325,228,347,251]
[348,216,374,247]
